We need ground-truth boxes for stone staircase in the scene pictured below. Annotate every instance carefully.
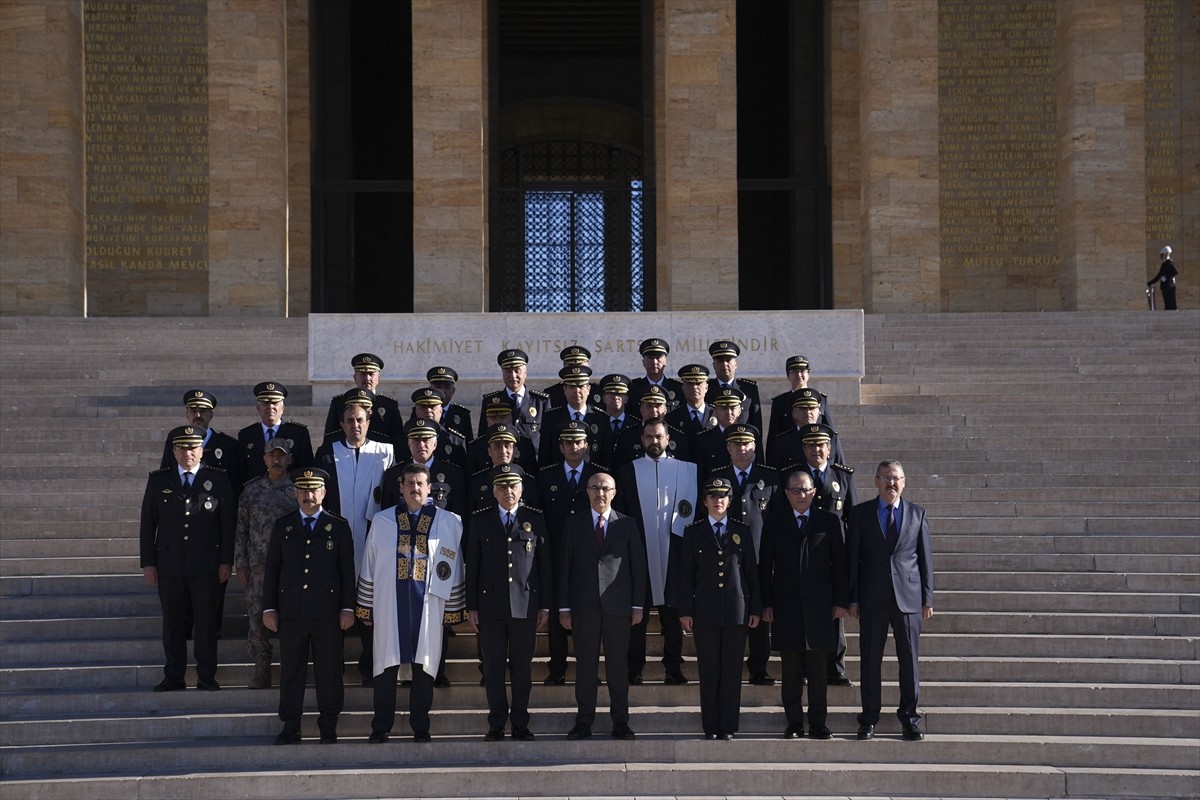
[1,311,1197,799]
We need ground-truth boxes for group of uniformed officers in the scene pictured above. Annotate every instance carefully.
[140,338,934,745]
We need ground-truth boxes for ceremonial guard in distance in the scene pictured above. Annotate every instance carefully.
[140,425,235,692]
[469,423,541,512]
[478,348,549,452]
[707,424,779,685]
[612,385,692,471]
[1147,245,1179,310]
[677,477,762,740]
[759,470,849,740]
[467,465,552,741]
[314,396,395,685]
[238,381,314,482]
[234,438,297,689]
[596,373,634,462]
[536,421,609,685]
[409,386,468,470]
[262,468,356,744]
[467,393,539,475]
[558,470,644,740]
[767,355,834,440]
[159,389,242,492]
[613,418,697,686]
[767,389,846,470]
[321,353,402,445]
[665,364,716,454]
[359,463,466,743]
[381,418,467,524]
[707,340,763,432]
[629,338,683,413]
[543,346,603,410]
[425,366,473,436]
[693,386,764,482]
[538,364,608,467]
[847,460,934,742]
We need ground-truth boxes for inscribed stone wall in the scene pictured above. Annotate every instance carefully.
[938,0,1059,311]
[84,0,209,315]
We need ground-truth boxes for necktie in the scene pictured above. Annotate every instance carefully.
[714,520,724,544]
[265,426,276,444]
[737,470,748,494]
[182,472,192,489]
[886,505,899,551]
[595,514,605,551]
[505,511,514,534]
[611,418,620,437]
[410,511,419,529]
[304,516,315,532]
[796,514,807,532]
[567,469,579,492]
[573,411,582,422]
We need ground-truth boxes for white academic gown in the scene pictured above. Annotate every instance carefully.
[357,504,465,678]
[331,439,394,573]
[633,455,697,606]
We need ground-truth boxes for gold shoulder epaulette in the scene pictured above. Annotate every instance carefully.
[833,463,854,474]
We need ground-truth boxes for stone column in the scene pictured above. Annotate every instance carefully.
[207,0,289,315]
[285,0,310,317]
[412,0,486,312]
[857,0,940,312]
[828,0,862,310]
[654,0,738,311]
[0,0,85,316]
[1056,1,1146,310]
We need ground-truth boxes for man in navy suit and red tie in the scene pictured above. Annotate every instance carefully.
[847,459,934,741]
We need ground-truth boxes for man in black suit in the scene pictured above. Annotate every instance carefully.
[767,355,834,440]
[466,464,552,741]
[760,470,848,740]
[237,382,314,482]
[478,348,550,452]
[693,386,764,482]
[596,373,634,463]
[848,459,935,741]
[139,425,235,692]
[677,477,761,740]
[409,386,468,469]
[468,423,540,512]
[262,468,356,744]
[536,421,608,685]
[707,340,762,432]
[558,470,644,740]
[159,389,242,492]
[629,337,683,413]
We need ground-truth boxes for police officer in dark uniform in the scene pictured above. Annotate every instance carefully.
[238,382,314,482]
[707,424,780,685]
[536,421,609,684]
[694,386,765,482]
[612,385,693,471]
[469,424,541,512]
[262,468,356,744]
[426,366,473,436]
[767,356,834,440]
[410,386,468,470]
[159,390,242,492]
[479,349,550,452]
[707,340,763,432]
[538,364,608,467]
[666,364,716,454]
[768,389,847,471]
[322,353,403,445]
[466,464,552,741]
[543,346,603,410]
[630,338,683,413]
[677,477,762,740]
[596,373,634,462]
[468,393,539,475]
[381,418,468,523]
[140,425,236,692]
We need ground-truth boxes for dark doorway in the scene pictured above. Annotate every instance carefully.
[489,0,654,312]
[310,0,414,313]
[737,0,830,309]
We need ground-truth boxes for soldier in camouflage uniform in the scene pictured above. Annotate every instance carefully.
[234,438,297,688]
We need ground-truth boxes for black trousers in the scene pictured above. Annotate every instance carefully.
[628,605,683,676]
[858,594,923,727]
[827,618,847,679]
[355,618,374,682]
[546,610,570,679]
[278,616,343,735]
[780,649,829,729]
[1162,283,1178,310]
[572,610,632,728]
[692,622,748,736]
[478,615,538,729]
[372,662,434,735]
[158,573,219,683]
[746,620,771,674]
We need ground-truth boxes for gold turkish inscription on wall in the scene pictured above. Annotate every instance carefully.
[1144,0,1178,249]
[938,1,1058,310]
[85,0,209,314]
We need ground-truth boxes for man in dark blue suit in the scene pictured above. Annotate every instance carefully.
[847,459,935,741]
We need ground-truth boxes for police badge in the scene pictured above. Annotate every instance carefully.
[436,561,451,580]
[213,449,222,459]
[325,523,333,531]
[679,500,692,517]
[203,480,213,491]
[732,533,741,545]
[325,540,334,550]
[832,481,841,493]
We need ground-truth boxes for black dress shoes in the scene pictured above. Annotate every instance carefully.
[567,724,592,740]
[196,678,221,691]
[484,727,505,741]
[611,724,635,740]
[717,732,734,741]
[827,675,852,687]
[433,675,451,688]
[857,723,875,740]
[153,679,185,692]
[543,675,566,686]
[663,671,689,685]
[319,732,337,744]
[628,672,643,685]
[704,733,718,740]
[367,731,389,744]
[511,726,535,741]
[809,725,833,740]
[413,731,432,743]
[274,729,301,745]
[902,723,924,741]
[783,726,803,739]
[748,672,776,686]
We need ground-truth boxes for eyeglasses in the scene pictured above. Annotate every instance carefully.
[785,487,815,495]
[877,475,906,483]
[587,486,615,494]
